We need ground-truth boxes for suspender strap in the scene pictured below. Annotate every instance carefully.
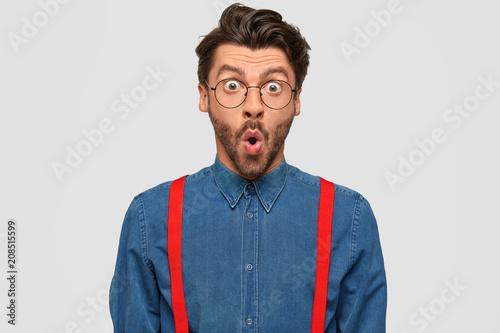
[168,175,189,333]
[311,177,335,333]
[168,175,335,332]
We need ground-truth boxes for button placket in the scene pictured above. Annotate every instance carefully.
[242,181,258,330]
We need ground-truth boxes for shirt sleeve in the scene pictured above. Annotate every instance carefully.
[336,197,387,332]
[109,195,161,332]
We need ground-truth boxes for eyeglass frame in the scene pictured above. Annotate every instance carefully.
[205,78,298,110]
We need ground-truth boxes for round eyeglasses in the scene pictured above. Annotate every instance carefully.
[205,78,297,110]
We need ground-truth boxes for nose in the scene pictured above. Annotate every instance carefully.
[243,87,264,120]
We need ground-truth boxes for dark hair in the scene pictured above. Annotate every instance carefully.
[195,3,311,90]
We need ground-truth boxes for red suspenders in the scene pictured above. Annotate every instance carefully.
[167,175,335,333]
[168,175,189,332]
[311,177,335,333]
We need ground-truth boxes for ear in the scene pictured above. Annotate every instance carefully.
[198,82,209,113]
[293,88,302,116]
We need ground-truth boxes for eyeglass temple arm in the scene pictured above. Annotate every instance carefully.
[204,80,216,90]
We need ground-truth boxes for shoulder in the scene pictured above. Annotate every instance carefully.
[133,164,214,203]
[286,163,370,206]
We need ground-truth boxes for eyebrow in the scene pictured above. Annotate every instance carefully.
[217,65,246,79]
[260,67,290,81]
[216,65,290,82]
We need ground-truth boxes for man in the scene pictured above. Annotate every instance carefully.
[110,3,386,332]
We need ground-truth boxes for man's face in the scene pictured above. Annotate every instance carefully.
[198,44,301,180]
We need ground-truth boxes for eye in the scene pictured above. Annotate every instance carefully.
[265,81,282,94]
[223,80,241,92]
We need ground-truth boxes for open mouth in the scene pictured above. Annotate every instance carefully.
[242,130,263,155]
[242,130,263,144]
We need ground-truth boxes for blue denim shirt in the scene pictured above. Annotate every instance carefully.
[109,157,387,332]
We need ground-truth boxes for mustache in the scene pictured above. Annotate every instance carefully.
[235,120,269,141]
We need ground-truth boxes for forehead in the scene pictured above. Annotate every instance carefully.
[211,44,294,82]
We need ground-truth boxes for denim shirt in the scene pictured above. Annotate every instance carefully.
[109,156,387,332]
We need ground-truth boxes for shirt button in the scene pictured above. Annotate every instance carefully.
[248,184,254,190]
[246,318,253,325]
[246,264,253,271]
[247,212,253,218]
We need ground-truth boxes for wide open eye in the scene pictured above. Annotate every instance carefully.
[223,80,242,92]
[264,81,282,94]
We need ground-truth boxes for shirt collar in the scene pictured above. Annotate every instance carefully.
[212,155,288,213]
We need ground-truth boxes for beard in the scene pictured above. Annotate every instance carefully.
[207,104,295,179]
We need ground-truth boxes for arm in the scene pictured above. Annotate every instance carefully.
[336,197,387,332]
[109,196,161,332]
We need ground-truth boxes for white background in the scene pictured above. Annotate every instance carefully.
[1,0,499,332]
